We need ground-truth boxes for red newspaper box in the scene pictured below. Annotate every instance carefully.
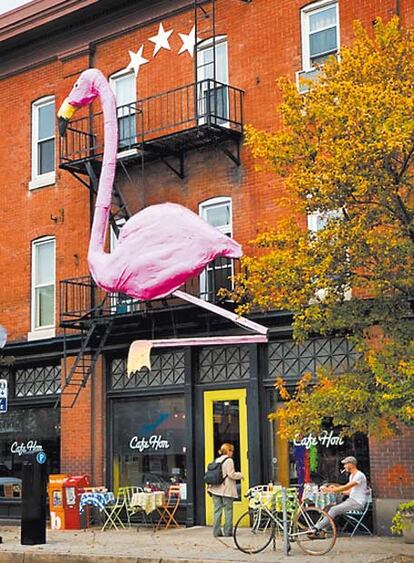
[62,475,90,529]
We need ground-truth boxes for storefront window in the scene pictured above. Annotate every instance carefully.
[0,406,60,500]
[269,396,370,487]
[112,396,186,494]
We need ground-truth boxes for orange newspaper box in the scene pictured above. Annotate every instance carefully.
[63,475,90,529]
[48,474,69,530]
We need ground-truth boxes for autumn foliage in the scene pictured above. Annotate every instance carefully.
[234,18,414,440]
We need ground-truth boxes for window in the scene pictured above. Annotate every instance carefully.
[110,71,137,150]
[199,197,233,300]
[301,1,339,71]
[30,96,55,189]
[307,208,342,233]
[112,396,186,495]
[31,237,55,332]
[0,406,60,499]
[197,36,229,124]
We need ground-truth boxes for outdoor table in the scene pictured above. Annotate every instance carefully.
[80,491,116,527]
[302,490,341,510]
[130,491,165,515]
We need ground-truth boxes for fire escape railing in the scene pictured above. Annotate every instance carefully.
[59,79,244,166]
[60,258,240,325]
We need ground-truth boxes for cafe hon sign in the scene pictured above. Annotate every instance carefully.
[10,440,44,456]
[293,430,345,449]
[129,434,170,452]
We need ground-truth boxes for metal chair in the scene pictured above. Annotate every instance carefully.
[101,487,127,531]
[124,486,146,526]
[155,485,181,531]
[341,489,373,537]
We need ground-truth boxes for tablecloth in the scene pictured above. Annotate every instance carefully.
[130,491,165,514]
[302,491,341,510]
[79,491,115,513]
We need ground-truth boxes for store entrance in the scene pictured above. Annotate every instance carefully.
[203,389,249,524]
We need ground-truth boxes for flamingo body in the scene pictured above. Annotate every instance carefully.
[59,69,242,302]
[92,202,242,300]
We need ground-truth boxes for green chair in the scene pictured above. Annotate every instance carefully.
[101,487,127,531]
[124,486,146,527]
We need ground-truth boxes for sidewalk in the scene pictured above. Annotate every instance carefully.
[0,525,412,563]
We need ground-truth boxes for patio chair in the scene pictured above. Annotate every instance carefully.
[155,485,181,531]
[341,488,373,537]
[123,486,146,526]
[101,487,127,531]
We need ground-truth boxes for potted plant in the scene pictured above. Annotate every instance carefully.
[391,501,414,543]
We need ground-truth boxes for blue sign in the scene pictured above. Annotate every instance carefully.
[0,379,8,413]
[36,451,47,464]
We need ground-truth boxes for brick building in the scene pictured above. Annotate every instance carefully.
[0,0,412,533]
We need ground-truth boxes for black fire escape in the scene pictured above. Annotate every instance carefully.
[57,0,248,407]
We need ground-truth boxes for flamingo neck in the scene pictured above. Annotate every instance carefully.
[88,73,118,256]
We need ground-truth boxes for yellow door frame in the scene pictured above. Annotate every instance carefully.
[204,388,249,525]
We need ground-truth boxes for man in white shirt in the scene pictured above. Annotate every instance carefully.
[313,456,368,534]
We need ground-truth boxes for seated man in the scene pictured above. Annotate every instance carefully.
[311,455,368,537]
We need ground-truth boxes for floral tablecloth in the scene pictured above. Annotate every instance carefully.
[302,491,341,510]
[130,491,165,515]
[79,491,115,513]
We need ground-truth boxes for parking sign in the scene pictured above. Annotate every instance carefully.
[0,379,8,413]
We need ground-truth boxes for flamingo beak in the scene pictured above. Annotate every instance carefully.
[57,97,78,136]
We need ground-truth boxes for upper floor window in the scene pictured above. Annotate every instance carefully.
[199,197,233,300]
[31,237,55,332]
[301,1,339,71]
[30,96,55,190]
[110,70,137,150]
[197,36,229,124]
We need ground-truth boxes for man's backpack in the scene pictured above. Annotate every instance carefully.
[204,457,227,485]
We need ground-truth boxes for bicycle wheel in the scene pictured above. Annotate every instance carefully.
[293,505,336,556]
[233,509,275,554]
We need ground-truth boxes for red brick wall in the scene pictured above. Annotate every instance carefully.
[369,426,414,498]
[1,0,414,489]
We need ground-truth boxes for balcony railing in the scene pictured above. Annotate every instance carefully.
[59,79,244,168]
[60,257,240,325]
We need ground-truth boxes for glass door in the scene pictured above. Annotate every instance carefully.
[204,389,249,524]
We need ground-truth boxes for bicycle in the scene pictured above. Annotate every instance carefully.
[233,485,337,556]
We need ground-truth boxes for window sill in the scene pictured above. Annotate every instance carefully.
[27,328,56,341]
[28,173,56,191]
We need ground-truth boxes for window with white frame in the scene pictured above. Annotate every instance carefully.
[199,197,233,300]
[30,96,55,189]
[301,1,339,71]
[110,71,137,150]
[197,36,229,124]
[32,237,55,330]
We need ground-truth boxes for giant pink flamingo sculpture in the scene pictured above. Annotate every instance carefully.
[58,69,267,371]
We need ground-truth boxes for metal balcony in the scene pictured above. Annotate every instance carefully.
[59,257,240,327]
[59,80,244,176]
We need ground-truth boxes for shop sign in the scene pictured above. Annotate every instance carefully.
[10,440,44,456]
[0,379,7,413]
[129,434,170,452]
[293,430,345,449]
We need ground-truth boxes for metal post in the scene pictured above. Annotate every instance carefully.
[282,487,290,556]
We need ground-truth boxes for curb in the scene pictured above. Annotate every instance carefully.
[0,553,237,563]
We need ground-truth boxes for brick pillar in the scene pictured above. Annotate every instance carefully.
[369,426,414,534]
[90,356,106,486]
[60,355,92,477]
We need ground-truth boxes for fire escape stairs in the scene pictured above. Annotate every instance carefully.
[56,320,113,409]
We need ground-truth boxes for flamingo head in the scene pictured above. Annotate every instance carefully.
[57,69,101,136]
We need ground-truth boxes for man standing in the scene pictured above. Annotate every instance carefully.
[313,456,368,535]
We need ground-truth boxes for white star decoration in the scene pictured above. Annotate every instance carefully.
[126,45,149,76]
[178,25,199,57]
[149,23,173,56]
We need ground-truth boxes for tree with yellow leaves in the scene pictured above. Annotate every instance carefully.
[235,17,414,440]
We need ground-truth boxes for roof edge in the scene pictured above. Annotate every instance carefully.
[0,0,102,43]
